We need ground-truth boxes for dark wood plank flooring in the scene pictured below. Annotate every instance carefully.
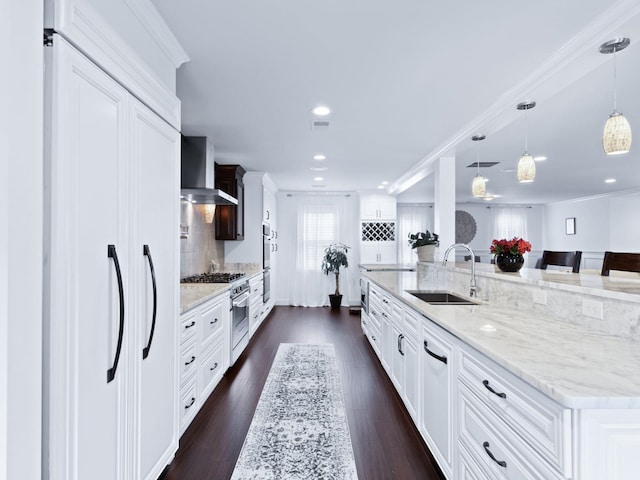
[161,306,445,480]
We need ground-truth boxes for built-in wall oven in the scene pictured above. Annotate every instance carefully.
[230,280,250,365]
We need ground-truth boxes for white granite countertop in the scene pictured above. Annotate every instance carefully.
[180,264,265,314]
[363,269,640,409]
[358,263,416,271]
[442,261,640,302]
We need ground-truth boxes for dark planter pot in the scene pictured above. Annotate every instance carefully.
[329,294,343,309]
[495,252,525,273]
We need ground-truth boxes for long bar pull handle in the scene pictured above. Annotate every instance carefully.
[107,245,125,383]
[483,380,507,399]
[142,245,157,360]
[398,334,405,356]
[483,441,507,468]
[424,340,448,364]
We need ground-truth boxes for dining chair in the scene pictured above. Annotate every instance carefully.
[539,250,582,273]
[601,251,640,276]
[464,255,481,263]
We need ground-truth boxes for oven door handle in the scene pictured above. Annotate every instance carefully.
[232,292,250,308]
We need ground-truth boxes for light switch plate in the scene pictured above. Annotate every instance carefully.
[582,298,603,320]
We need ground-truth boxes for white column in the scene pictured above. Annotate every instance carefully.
[2,1,43,478]
[433,156,456,260]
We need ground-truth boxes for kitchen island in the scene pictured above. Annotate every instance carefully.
[361,264,640,480]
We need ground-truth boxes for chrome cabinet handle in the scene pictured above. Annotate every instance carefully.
[211,318,218,325]
[107,245,125,383]
[185,355,196,366]
[210,362,218,371]
[185,397,195,409]
[483,380,507,399]
[142,245,157,360]
[483,441,507,468]
[397,334,405,355]
[185,321,196,329]
[423,340,447,364]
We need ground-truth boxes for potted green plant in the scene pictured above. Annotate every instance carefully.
[408,230,439,262]
[321,242,350,308]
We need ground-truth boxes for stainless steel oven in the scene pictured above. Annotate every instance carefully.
[230,280,250,365]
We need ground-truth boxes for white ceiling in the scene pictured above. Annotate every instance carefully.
[152,0,640,204]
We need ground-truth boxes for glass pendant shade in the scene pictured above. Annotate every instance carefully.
[602,111,632,155]
[517,153,536,183]
[472,175,486,197]
[204,204,216,223]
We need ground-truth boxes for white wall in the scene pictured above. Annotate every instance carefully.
[543,191,640,269]
[2,0,43,478]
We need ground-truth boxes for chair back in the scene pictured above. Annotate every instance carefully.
[601,251,640,276]
[540,250,582,273]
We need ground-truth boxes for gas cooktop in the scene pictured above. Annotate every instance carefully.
[180,272,246,284]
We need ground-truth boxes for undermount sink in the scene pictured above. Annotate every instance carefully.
[406,290,478,305]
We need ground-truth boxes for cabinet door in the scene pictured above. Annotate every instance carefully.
[377,195,397,219]
[404,333,419,422]
[420,323,454,478]
[132,99,179,480]
[380,313,393,373]
[390,323,404,392]
[378,243,398,264]
[47,37,129,480]
[360,244,379,264]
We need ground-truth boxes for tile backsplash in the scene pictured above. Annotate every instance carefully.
[180,202,225,278]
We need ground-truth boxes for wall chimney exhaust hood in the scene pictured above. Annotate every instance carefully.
[181,136,238,205]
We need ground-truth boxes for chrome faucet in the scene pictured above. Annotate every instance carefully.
[442,243,477,298]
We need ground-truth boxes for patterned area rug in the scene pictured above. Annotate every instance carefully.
[231,343,358,479]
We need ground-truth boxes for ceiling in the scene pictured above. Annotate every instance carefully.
[151,0,640,204]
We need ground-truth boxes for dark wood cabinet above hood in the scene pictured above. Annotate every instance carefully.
[214,163,245,240]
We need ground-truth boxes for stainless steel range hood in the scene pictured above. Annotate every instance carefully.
[181,136,238,205]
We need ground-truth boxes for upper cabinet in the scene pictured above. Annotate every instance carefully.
[360,193,397,220]
[215,164,246,240]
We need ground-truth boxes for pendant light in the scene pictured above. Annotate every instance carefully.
[471,134,486,197]
[600,38,632,156]
[516,101,536,183]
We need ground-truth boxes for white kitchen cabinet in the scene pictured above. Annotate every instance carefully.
[360,193,397,220]
[45,35,180,480]
[178,292,230,434]
[420,320,455,479]
[360,242,397,264]
[249,274,264,336]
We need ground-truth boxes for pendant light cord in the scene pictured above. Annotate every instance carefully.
[524,107,529,153]
[613,46,618,112]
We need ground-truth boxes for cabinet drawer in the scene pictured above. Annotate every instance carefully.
[368,304,383,332]
[201,299,224,346]
[458,384,564,480]
[458,348,571,475]
[180,310,198,344]
[179,377,198,433]
[459,441,491,480]
[402,305,419,338]
[179,337,198,386]
[200,341,224,398]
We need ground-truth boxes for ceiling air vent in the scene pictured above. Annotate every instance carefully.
[311,120,330,130]
[466,161,500,168]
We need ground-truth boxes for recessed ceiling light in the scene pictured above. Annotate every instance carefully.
[377,185,385,189]
[314,176,324,181]
[534,156,547,161]
[381,181,389,185]
[605,178,617,183]
[310,167,328,171]
[312,106,331,116]
[501,168,516,173]
[313,154,326,161]
[311,184,326,188]
[482,195,495,201]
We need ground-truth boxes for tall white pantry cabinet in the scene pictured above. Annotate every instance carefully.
[44,35,180,480]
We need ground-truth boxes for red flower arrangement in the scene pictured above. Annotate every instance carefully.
[490,237,532,256]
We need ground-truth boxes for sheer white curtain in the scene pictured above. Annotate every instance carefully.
[397,204,432,265]
[492,207,529,240]
[288,195,358,307]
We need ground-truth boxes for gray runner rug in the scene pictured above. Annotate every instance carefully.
[230,343,358,480]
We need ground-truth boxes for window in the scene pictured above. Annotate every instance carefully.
[302,205,336,271]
